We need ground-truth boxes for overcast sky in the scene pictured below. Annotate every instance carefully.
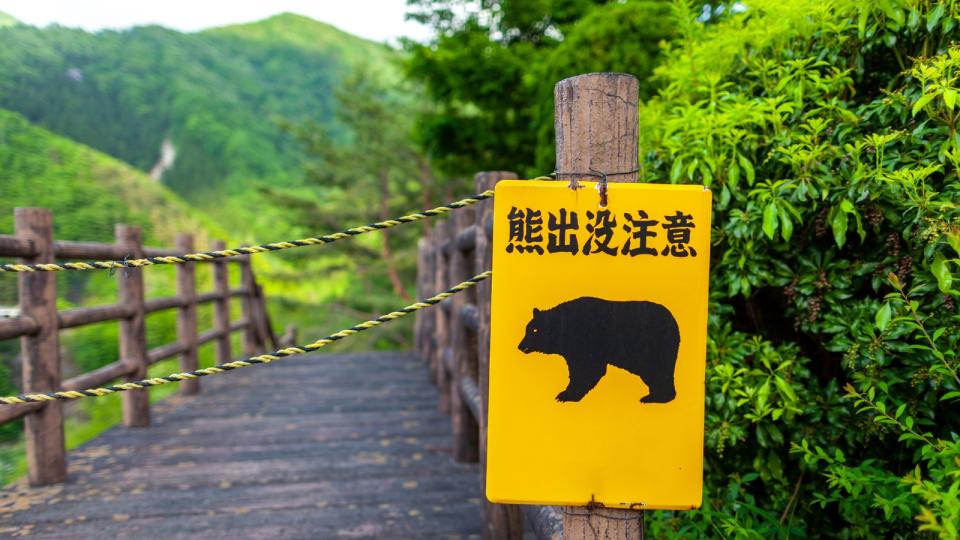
[0,0,431,43]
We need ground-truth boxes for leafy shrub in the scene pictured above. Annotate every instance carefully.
[640,1,960,537]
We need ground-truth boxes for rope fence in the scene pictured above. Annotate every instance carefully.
[0,191,494,273]
[0,271,491,405]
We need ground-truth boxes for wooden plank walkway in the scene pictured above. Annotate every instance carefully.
[0,352,484,539]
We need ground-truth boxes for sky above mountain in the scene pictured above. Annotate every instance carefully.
[0,0,430,43]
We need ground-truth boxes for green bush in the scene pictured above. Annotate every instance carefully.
[640,1,960,537]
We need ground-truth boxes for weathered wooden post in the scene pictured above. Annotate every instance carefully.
[239,256,260,356]
[475,172,523,538]
[212,240,232,364]
[415,238,426,359]
[449,202,479,462]
[255,283,278,350]
[176,234,199,395]
[16,208,67,485]
[117,224,150,427]
[556,73,644,539]
[433,220,452,413]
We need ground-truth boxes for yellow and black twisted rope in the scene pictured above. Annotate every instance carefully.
[0,191,495,274]
[0,271,490,405]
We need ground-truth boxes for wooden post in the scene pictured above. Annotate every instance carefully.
[239,256,260,356]
[433,220,452,413]
[254,283,279,350]
[212,240,232,364]
[475,172,523,538]
[556,73,644,539]
[117,224,150,428]
[16,208,67,486]
[449,204,479,463]
[423,235,437,374]
[414,237,428,361]
[176,234,199,395]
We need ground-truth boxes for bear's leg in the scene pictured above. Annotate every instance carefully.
[640,371,676,404]
[556,358,606,402]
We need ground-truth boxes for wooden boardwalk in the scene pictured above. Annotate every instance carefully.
[0,352,485,539]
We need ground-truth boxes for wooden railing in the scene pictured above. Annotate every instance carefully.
[0,208,280,486]
[415,171,562,540]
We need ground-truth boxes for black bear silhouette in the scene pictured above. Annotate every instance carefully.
[518,297,680,403]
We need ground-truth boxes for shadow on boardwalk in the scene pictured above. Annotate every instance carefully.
[0,352,483,539]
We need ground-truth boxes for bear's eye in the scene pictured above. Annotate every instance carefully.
[533,328,539,333]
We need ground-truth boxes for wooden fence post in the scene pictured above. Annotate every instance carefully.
[433,220,452,414]
[415,236,429,361]
[212,240,232,364]
[556,73,644,539]
[16,208,67,486]
[419,233,439,383]
[449,203,478,463]
[176,234,199,395]
[475,172,523,538]
[239,257,260,356]
[117,224,150,428]
[254,283,278,350]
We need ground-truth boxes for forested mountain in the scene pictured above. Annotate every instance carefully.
[0,106,221,302]
[0,13,397,214]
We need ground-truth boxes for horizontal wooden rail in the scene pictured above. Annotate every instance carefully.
[0,401,41,425]
[0,316,39,341]
[65,361,134,394]
[52,240,127,260]
[0,290,252,342]
[0,236,32,257]
[144,296,185,313]
[0,234,237,262]
[58,304,134,329]
[147,342,188,365]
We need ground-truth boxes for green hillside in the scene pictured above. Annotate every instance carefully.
[0,11,18,27]
[0,107,220,252]
[0,14,397,216]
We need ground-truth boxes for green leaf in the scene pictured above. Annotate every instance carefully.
[912,92,937,116]
[669,160,682,182]
[931,253,953,293]
[728,160,741,187]
[907,8,920,30]
[926,2,945,32]
[779,206,794,241]
[944,89,958,111]
[875,302,892,332]
[774,376,798,403]
[763,202,779,239]
[858,7,870,37]
[830,205,849,248]
[738,153,756,185]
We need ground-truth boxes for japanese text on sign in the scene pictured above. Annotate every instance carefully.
[505,208,698,257]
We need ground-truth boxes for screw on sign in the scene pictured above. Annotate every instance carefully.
[487,180,712,510]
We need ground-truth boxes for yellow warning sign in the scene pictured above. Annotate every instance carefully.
[486,180,712,510]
